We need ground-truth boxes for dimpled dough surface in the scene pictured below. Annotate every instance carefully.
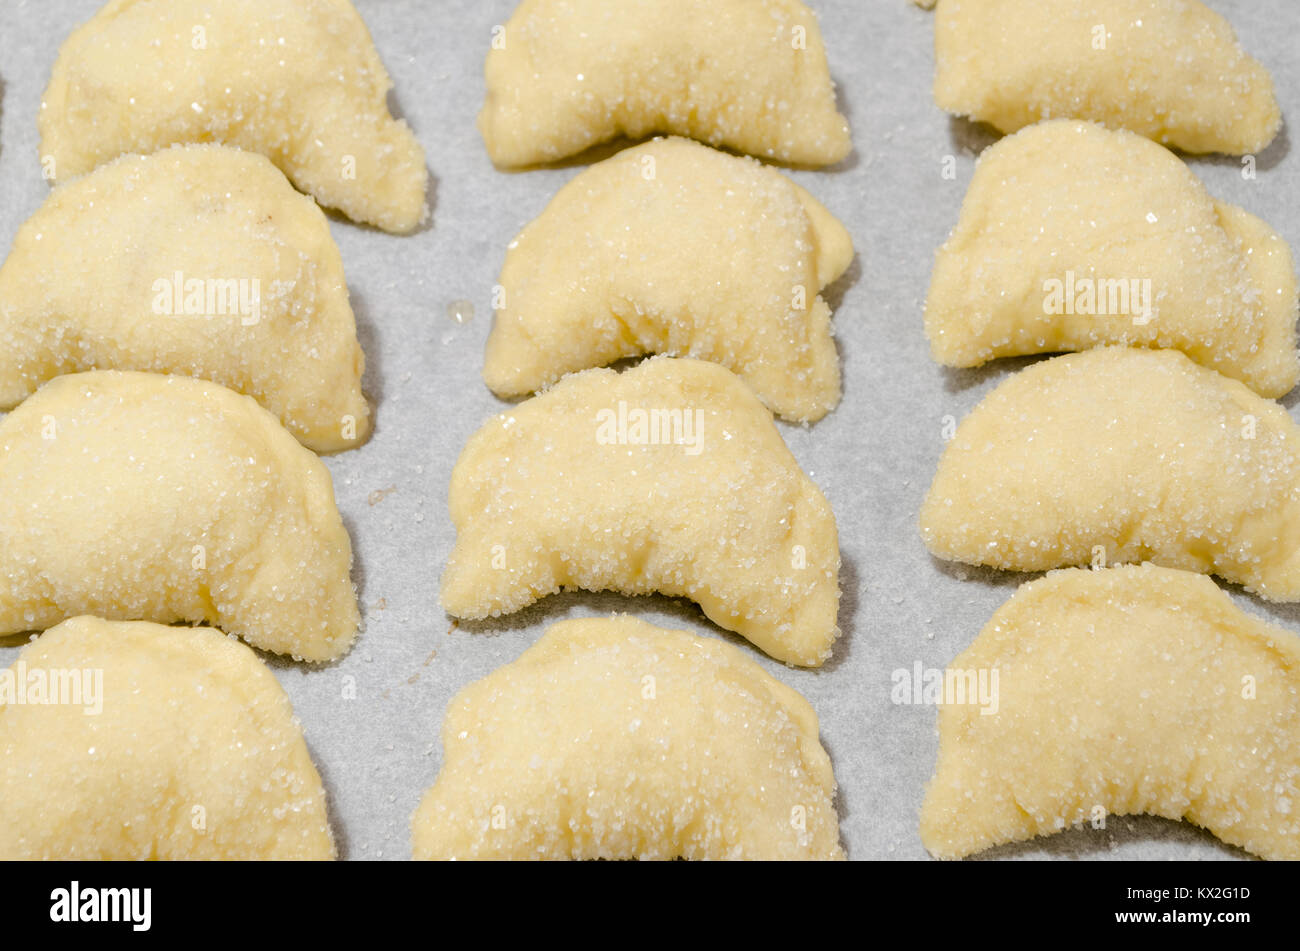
[39,0,427,233]
[0,617,335,860]
[0,146,369,453]
[411,615,843,860]
[0,371,359,662]
[920,565,1300,860]
[479,0,852,168]
[924,120,1299,397]
[932,0,1281,155]
[484,137,854,422]
[921,348,1300,600]
[441,358,841,667]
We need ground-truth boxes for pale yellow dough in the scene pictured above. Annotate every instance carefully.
[484,138,854,422]
[0,372,358,661]
[932,0,1281,155]
[441,358,840,667]
[479,0,851,168]
[0,617,335,860]
[0,146,369,453]
[925,120,1299,397]
[412,615,843,860]
[921,348,1300,600]
[40,0,427,233]
[921,565,1300,860]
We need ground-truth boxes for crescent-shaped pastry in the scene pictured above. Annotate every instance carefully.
[441,357,841,666]
[921,565,1300,860]
[484,137,854,422]
[412,615,843,860]
[0,372,358,661]
[930,0,1281,155]
[479,0,851,167]
[920,347,1300,600]
[0,616,335,859]
[925,120,1298,397]
[0,146,368,453]
[40,0,427,233]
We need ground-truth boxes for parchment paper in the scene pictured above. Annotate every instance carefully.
[1,0,1296,860]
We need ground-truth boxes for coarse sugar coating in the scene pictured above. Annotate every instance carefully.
[924,120,1299,397]
[0,616,335,860]
[921,564,1300,860]
[441,357,841,667]
[932,0,1281,155]
[920,348,1300,600]
[0,145,369,453]
[39,0,427,233]
[478,0,852,167]
[484,137,854,423]
[0,371,359,661]
[412,615,844,860]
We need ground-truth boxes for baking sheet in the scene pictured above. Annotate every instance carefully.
[1,0,1297,860]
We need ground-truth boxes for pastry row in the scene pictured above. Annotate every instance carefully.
[0,358,841,665]
[6,560,1298,860]
[0,136,855,447]
[912,0,1299,863]
[9,125,1296,455]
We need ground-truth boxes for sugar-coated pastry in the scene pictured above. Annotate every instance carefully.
[40,0,427,233]
[442,358,841,667]
[925,121,1298,397]
[412,615,843,860]
[921,348,1300,600]
[0,372,359,661]
[0,146,369,452]
[0,616,335,860]
[484,138,853,421]
[921,565,1300,860]
[479,0,851,167]
[930,0,1281,155]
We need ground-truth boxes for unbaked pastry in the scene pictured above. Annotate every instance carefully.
[40,0,427,233]
[0,145,369,453]
[921,565,1300,860]
[920,348,1300,600]
[479,0,851,167]
[442,357,840,667]
[0,371,358,661]
[484,137,853,422]
[930,0,1281,155]
[0,616,335,860]
[925,120,1298,397]
[412,615,843,860]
